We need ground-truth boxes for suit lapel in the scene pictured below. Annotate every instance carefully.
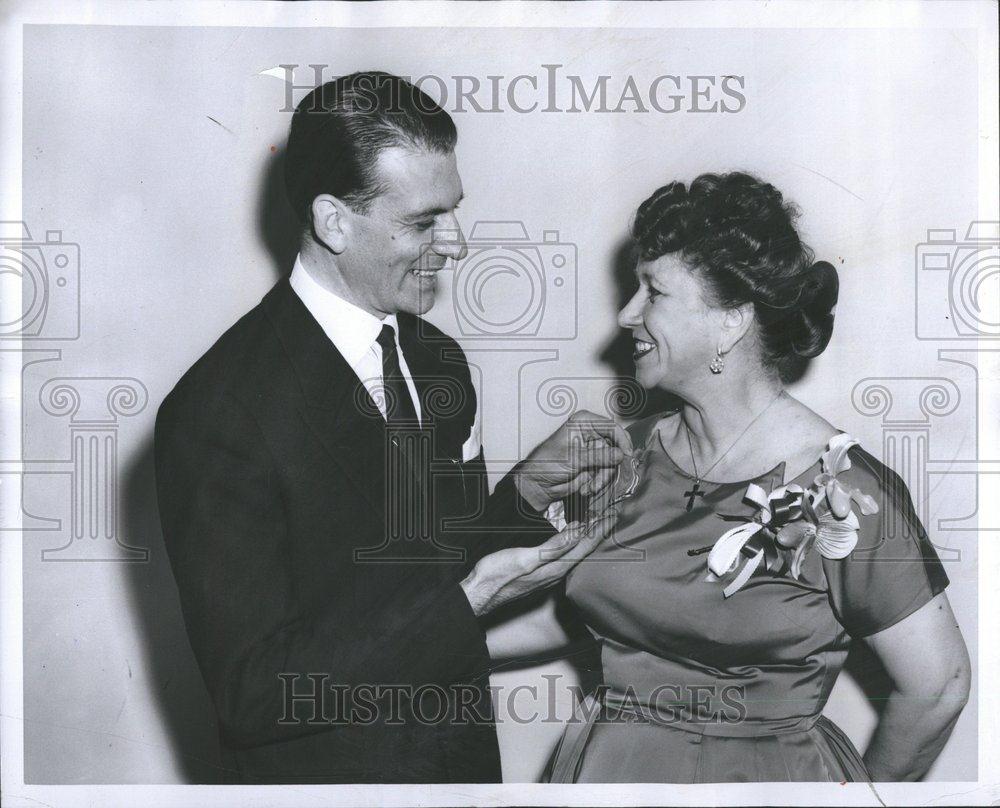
[397,314,466,461]
[263,279,387,514]
[397,315,436,445]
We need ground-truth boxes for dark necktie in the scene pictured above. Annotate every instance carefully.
[376,324,427,548]
[375,324,419,425]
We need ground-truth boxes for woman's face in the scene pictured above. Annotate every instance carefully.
[617,254,723,391]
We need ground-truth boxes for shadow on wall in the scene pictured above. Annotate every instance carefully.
[121,436,224,783]
[257,147,302,280]
[121,151,300,783]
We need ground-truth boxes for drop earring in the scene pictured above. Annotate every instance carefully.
[709,349,725,374]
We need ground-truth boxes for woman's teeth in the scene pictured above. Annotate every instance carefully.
[411,269,437,279]
[633,339,655,359]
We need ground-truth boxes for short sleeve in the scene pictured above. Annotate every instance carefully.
[822,446,949,638]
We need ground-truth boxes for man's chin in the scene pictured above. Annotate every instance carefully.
[401,291,436,316]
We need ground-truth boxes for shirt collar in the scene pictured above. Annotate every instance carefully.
[289,254,398,369]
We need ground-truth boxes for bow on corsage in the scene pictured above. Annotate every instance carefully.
[705,433,879,598]
[706,483,804,598]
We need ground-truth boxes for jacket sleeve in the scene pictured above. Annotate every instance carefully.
[422,334,558,563]
[450,422,558,564]
[154,387,492,749]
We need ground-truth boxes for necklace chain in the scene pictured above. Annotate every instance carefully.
[662,391,785,484]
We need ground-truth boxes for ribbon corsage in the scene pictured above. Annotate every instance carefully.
[704,433,879,598]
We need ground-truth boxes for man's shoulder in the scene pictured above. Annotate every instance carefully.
[402,313,463,348]
[399,313,470,369]
[159,288,283,422]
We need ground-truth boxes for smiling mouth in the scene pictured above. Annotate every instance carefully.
[410,267,439,279]
[633,338,656,360]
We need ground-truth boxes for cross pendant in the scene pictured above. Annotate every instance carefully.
[684,481,704,511]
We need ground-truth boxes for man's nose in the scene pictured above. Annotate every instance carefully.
[432,216,468,261]
[618,290,644,329]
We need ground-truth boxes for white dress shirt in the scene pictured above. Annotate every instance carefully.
[289,255,422,424]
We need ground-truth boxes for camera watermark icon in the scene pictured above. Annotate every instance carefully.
[439,221,577,341]
[0,221,80,340]
[915,221,999,340]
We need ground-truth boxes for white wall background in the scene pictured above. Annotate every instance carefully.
[17,22,982,783]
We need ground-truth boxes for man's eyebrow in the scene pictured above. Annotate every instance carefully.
[404,193,464,221]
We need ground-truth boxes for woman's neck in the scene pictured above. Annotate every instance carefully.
[675,376,785,462]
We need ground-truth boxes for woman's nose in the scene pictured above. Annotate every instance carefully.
[618,291,644,329]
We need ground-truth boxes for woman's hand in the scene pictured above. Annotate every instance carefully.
[861,591,971,780]
[460,508,621,617]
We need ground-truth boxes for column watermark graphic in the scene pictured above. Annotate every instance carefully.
[1,220,148,562]
[846,221,1000,562]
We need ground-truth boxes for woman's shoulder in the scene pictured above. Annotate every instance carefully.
[775,398,840,479]
[805,433,916,523]
[840,442,910,506]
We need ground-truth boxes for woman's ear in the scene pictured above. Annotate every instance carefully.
[310,194,350,254]
[718,302,756,355]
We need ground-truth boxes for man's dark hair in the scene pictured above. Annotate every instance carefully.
[283,71,458,223]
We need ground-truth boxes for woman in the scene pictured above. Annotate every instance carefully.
[544,172,970,782]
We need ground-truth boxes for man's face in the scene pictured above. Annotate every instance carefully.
[339,146,467,317]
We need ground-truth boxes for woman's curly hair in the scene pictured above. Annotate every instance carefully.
[632,172,839,383]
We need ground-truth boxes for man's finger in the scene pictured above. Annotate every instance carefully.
[578,443,625,470]
[562,508,622,562]
[580,466,614,502]
[591,466,616,497]
[535,522,585,563]
[569,411,632,455]
[584,467,616,518]
[566,469,595,497]
[577,469,598,498]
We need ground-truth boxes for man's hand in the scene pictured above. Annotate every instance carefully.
[460,508,621,617]
[514,410,633,512]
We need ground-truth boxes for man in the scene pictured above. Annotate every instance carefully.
[154,71,626,784]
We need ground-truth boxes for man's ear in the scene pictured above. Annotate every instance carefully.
[310,194,351,254]
[718,302,756,355]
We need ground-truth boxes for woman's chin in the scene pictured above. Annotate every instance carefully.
[632,357,661,389]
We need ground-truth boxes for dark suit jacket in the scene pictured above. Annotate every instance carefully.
[154,278,554,783]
